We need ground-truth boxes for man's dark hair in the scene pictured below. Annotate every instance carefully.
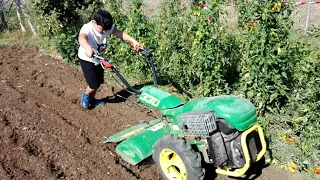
[93,10,113,30]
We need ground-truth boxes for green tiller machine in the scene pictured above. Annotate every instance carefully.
[95,46,267,180]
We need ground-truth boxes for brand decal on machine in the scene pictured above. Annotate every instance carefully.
[148,123,164,132]
[123,150,135,158]
[140,93,160,107]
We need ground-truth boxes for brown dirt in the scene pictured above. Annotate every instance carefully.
[0,45,317,180]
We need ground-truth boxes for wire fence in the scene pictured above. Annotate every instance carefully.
[2,0,320,35]
[145,0,320,34]
[215,0,320,35]
[291,0,320,33]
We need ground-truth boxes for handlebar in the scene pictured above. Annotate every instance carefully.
[128,45,157,87]
[93,45,151,69]
[93,54,142,94]
[92,44,157,94]
[130,42,140,52]
[129,42,152,57]
[93,55,114,69]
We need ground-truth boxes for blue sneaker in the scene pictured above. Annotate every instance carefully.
[92,98,106,106]
[81,93,92,108]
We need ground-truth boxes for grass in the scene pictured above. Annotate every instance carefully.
[0,30,57,53]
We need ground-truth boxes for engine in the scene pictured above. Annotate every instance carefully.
[177,111,262,168]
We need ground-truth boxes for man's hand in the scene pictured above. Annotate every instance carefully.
[130,40,140,52]
[85,48,94,58]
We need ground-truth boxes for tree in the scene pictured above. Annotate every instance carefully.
[0,0,8,31]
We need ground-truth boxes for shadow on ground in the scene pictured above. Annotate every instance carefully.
[204,157,269,180]
[102,83,154,104]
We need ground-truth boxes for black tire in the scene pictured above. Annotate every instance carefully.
[153,135,205,180]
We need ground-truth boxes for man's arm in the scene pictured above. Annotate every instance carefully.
[112,28,140,50]
[78,33,94,57]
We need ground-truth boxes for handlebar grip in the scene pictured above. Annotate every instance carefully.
[93,55,114,69]
[101,60,114,69]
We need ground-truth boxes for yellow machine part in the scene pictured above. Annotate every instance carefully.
[216,124,267,177]
[159,148,187,180]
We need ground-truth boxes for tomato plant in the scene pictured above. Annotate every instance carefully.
[32,0,320,172]
[33,0,102,63]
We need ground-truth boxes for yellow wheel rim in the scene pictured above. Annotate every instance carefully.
[159,149,187,180]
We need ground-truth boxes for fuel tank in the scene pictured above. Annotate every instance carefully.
[162,95,257,131]
[138,86,256,131]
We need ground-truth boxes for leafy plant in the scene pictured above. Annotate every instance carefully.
[55,29,78,63]
[235,0,296,114]
[33,0,102,63]
[103,0,156,80]
[29,0,320,172]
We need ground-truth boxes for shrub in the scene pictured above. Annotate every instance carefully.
[33,0,101,64]
[31,0,320,172]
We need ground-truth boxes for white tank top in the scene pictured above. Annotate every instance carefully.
[77,20,114,65]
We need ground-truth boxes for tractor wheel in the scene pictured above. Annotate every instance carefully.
[153,135,204,180]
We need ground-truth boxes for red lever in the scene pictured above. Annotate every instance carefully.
[100,60,114,69]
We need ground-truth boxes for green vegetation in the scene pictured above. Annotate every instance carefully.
[0,0,319,176]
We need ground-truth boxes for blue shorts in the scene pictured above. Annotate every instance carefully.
[79,60,104,89]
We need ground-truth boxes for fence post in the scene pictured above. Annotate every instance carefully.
[0,0,8,30]
[20,4,37,35]
[304,0,312,34]
[14,0,26,32]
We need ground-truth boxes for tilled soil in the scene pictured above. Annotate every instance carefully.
[0,45,159,180]
[0,45,315,180]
